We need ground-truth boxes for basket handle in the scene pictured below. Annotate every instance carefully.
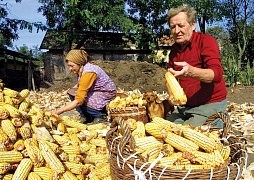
[106,116,136,153]
[205,112,233,138]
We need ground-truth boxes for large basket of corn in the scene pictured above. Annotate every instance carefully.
[105,113,247,179]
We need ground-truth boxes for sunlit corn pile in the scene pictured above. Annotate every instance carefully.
[0,87,112,179]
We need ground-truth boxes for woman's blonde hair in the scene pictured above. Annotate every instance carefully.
[167,4,196,24]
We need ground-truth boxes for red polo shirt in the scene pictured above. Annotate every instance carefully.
[168,32,227,107]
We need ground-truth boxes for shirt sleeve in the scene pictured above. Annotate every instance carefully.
[201,35,224,83]
[75,72,97,105]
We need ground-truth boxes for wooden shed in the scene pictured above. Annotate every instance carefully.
[39,30,152,82]
[0,48,40,90]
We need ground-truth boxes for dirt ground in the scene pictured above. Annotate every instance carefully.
[44,60,254,104]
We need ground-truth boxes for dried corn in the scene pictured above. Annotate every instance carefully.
[24,138,44,167]
[145,122,169,138]
[27,172,42,180]
[12,158,33,180]
[0,105,9,119]
[132,121,146,138]
[0,163,12,174]
[1,119,17,142]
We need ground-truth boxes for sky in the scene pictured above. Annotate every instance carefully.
[7,0,47,49]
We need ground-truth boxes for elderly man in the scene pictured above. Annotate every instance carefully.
[166,4,227,128]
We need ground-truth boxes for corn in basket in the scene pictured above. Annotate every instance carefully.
[105,113,247,180]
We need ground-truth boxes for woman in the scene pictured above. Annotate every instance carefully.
[53,49,117,123]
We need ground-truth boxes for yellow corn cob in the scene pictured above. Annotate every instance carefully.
[141,144,162,161]
[3,88,19,98]
[3,96,14,106]
[69,134,81,146]
[57,121,66,134]
[1,119,17,142]
[61,145,81,155]
[132,121,146,138]
[183,128,218,153]
[18,98,30,112]
[13,139,25,151]
[38,141,65,173]
[164,131,199,152]
[68,154,85,163]
[19,126,32,140]
[219,145,231,160]
[2,174,13,180]
[86,122,106,131]
[66,127,79,134]
[183,150,225,168]
[161,143,174,157]
[12,158,33,180]
[38,140,60,154]
[134,136,164,150]
[30,114,43,126]
[27,172,42,180]
[80,141,92,153]
[0,163,12,174]
[83,130,98,141]
[93,162,110,179]
[158,152,183,166]
[63,170,79,180]
[76,174,86,180]
[211,149,225,164]
[64,162,89,175]
[89,138,106,147]
[0,127,9,145]
[152,117,185,135]
[61,116,87,130]
[0,105,9,119]
[33,167,57,180]
[145,122,169,139]
[19,89,30,99]
[24,138,44,167]
[52,134,70,146]
[3,103,21,118]
[125,118,137,131]
[11,117,24,127]
[167,164,185,170]
[85,154,109,164]
[165,71,187,105]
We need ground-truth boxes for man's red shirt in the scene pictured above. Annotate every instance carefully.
[168,32,227,107]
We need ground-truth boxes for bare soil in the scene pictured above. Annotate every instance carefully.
[43,60,254,104]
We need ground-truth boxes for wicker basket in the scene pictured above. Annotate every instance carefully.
[107,106,149,123]
[105,113,247,180]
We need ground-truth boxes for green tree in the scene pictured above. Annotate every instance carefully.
[0,0,46,48]
[38,0,133,51]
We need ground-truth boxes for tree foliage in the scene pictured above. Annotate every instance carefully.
[0,0,46,48]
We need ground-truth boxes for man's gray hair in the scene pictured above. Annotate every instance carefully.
[167,4,196,24]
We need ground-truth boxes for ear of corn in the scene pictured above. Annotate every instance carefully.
[1,119,17,142]
[52,134,70,146]
[165,71,187,105]
[0,127,9,145]
[85,154,108,164]
[161,144,174,157]
[18,98,30,112]
[183,128,218,153]
[145,122,169,139]
[19,89,30,99]
[182,150,225,168]
[134,136,164,150]
[3,88,19,98]
[33,167,56,180]
[158,152,183,166]
[131,121,146,138]
[63,170,79,180]
[27,172,42,180]
[2,174,13,180]
[125,118,137,131]
[64,162,89,175]
[0,163,12,175]
[57,121,66,134]
[141,145,162,162]
[3,96,14,106]
[10,117,23,127]
[86,123,106,131]
[13,139,25,151]
[24,138,44,167]
[219,145,231,160]
[61,145,81,155]
[164,131,199,152]
[0,106,9,119]
[38,141,65,174]
[89,138,106,147]
[69,134,81,146]
[61,116,87,130]
[3,104,21,118]
[12,158,33,180]
[19,126,32,140]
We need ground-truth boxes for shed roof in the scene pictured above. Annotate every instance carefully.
[40,30,137,51]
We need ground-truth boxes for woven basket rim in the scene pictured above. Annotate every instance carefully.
[105,112,248,180]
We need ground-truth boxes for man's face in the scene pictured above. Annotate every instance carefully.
[169,12,196,46]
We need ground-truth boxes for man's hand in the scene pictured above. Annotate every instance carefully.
[168,61,193,79]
